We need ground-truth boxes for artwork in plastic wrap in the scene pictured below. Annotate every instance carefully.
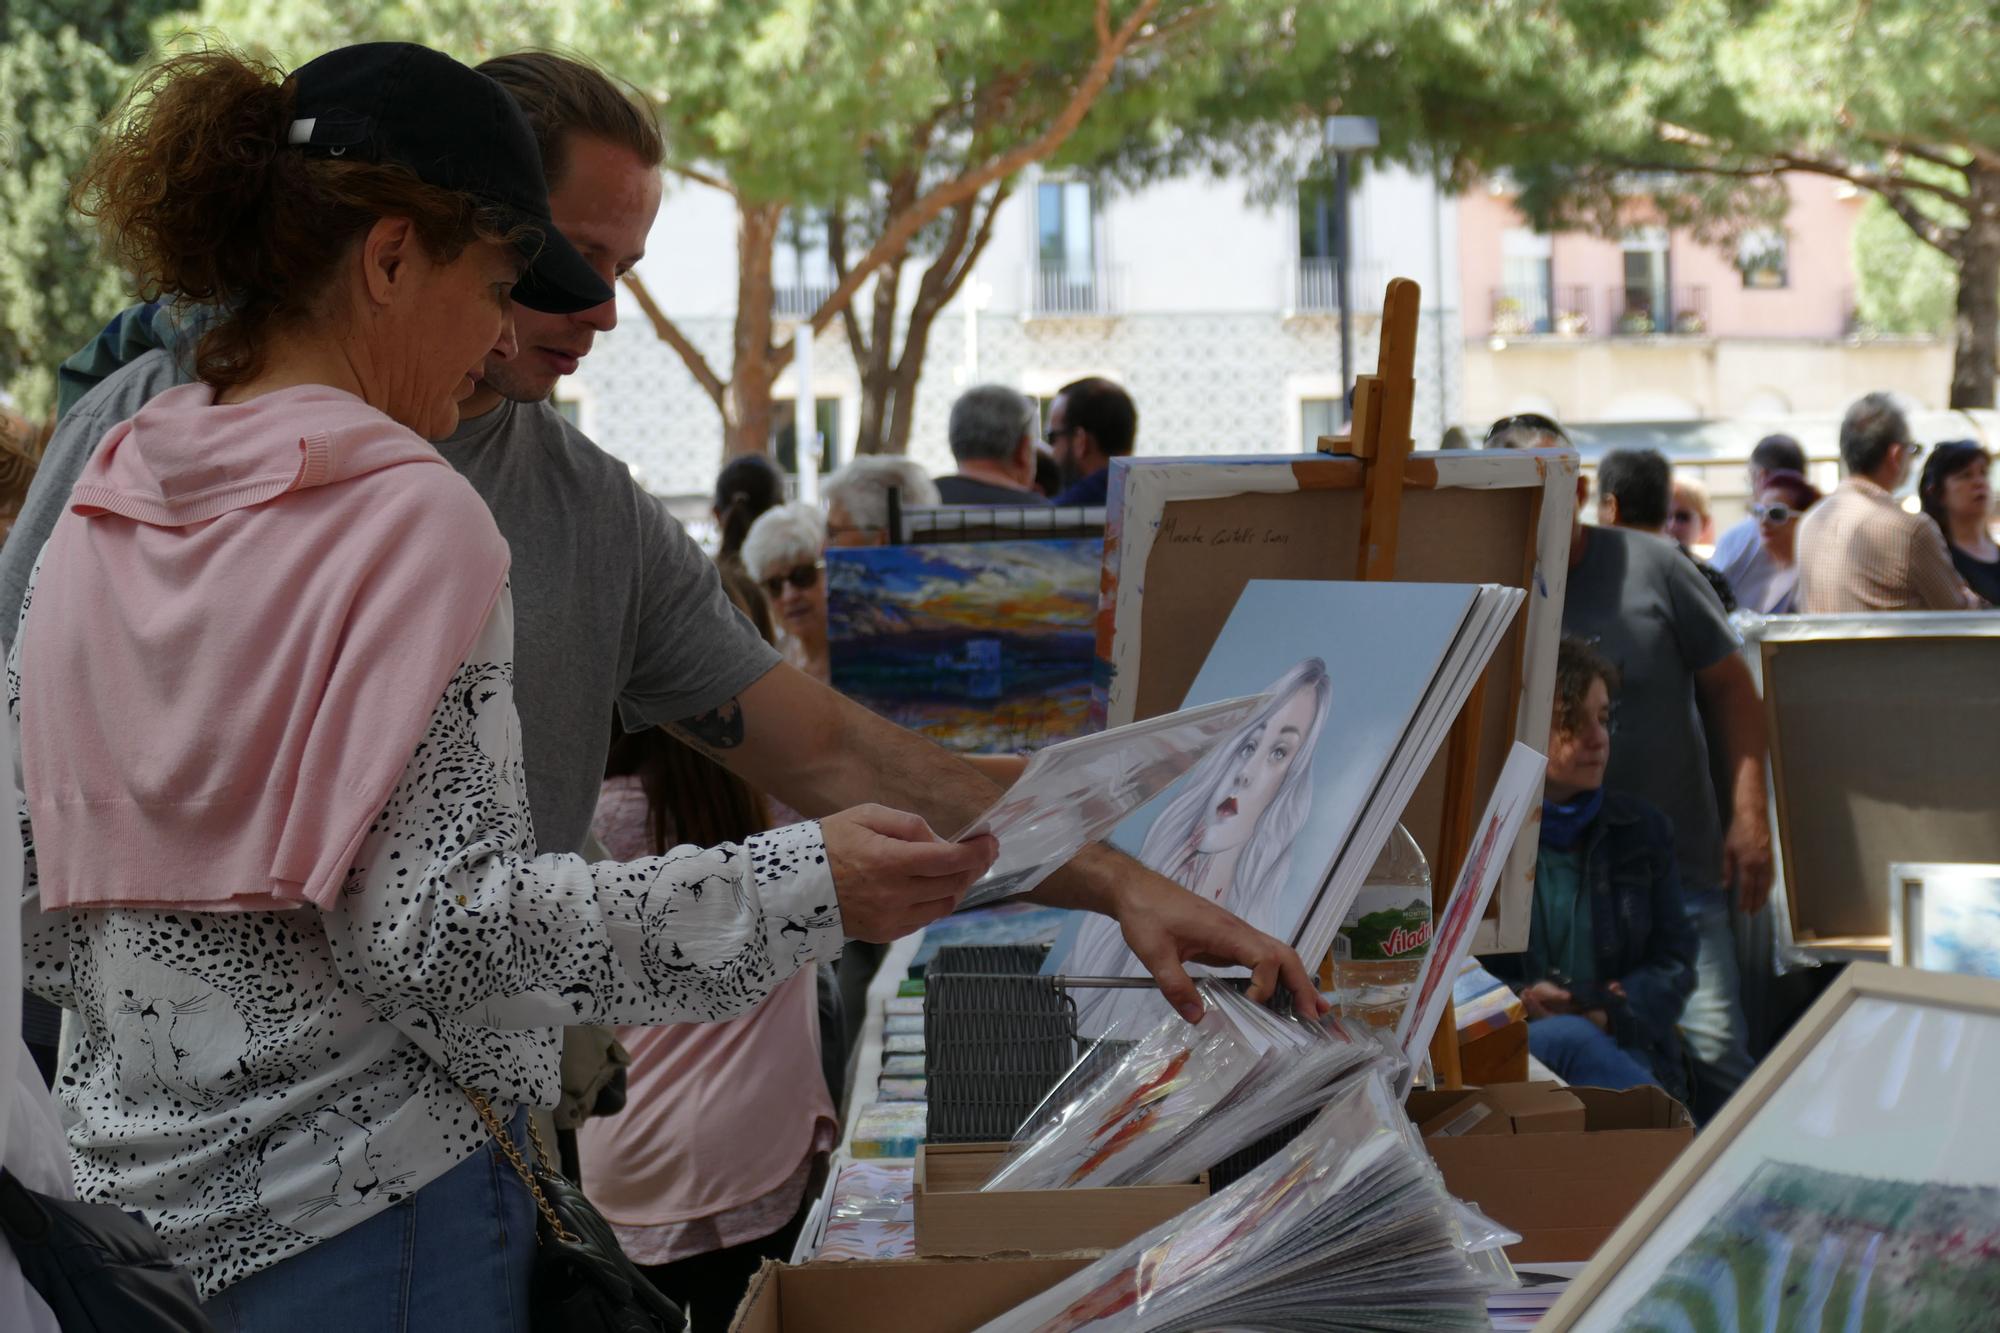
[984,981,1393,1193]
[827,539,1099,753]
[953,694,1266,907]
[1394,742,1545,1086]
[815,1160,917,1263]
[1622,1160,2000,1330]
[974,1071,1511,1333]
[1890,863,2000,979]
[1048,579,1512,1033]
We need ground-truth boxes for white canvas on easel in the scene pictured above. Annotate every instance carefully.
[1050,579,1521,1033]
[1093,448,1576,954]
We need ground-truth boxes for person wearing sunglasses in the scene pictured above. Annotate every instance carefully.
[1738,471,1823,614]
[1482,412,1570,450]
[1796,393,1977,612]
[742,503,832,683]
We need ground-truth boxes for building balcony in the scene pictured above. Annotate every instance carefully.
[1284,258,1385,318]
[1487,285,1709,338]
[772,279,836,321]
[1608,285,1710,337]
[1025,261,1122,318]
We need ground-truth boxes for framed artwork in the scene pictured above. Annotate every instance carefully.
[1890,862,2000,978]
[827,538,1099,754]
[1743,614,2000,957]
[1544,962,2000,1329]
[1093,448,1576,953]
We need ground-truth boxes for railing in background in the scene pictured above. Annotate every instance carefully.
[1490,283,1553,335]
[1287,258,1385,316]
[772,280,836,320]
[1607,284,1710,336]
[1027,262,1121,317]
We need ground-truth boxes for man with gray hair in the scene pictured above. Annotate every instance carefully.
[1795,392,1974,612]
[822,454,942,545]
[937,384,1050,506]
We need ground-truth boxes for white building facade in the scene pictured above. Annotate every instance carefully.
[565,163,1463,501]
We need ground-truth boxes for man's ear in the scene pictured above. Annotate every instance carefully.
[358,216,417,307]
[1015,432,1038,482]
[1598,494,1620,526]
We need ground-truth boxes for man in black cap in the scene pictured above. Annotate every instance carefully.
[7,49,1317,1071]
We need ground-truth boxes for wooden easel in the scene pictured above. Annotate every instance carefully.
[1316,277,1480,1090]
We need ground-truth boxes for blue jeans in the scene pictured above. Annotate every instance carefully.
[1681,888,1754,1118]
[1528,1014,1660,1090]
[203,1111,537,1332]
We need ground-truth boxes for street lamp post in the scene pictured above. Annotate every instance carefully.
[1323,116,1380,428]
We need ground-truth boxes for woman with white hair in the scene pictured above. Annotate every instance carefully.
[821,455,940,545]
[1064,660,1333,1013]
[743,502,831,682]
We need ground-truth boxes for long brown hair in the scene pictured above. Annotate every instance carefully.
[603,565,775,851]
[72,49,528,391]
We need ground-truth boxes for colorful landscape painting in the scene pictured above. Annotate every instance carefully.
[827,539,1100,753]
[1620,1160,2000,1333]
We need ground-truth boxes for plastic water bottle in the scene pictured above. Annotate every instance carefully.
[1329,824,1432,1030]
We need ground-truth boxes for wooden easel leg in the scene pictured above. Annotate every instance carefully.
[1428,681,1490,1089]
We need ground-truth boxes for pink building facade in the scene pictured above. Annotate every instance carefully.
[1456,172,1959,429]
[1459,174,1863,343]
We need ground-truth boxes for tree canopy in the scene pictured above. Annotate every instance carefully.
[1,1,184,420]
[1366,0,2000,405]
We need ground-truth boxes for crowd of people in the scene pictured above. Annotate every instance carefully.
[1,31,1995,1333]
[1484,398,1996,1117]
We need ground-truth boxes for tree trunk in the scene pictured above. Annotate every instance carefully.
[727,203,785,456]
[1949,162,2000,410]
[854,188,1009,456]
[883,300,944,457]
[850,258,904,455]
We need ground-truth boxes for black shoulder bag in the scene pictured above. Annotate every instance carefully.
[464,1087,687,1333]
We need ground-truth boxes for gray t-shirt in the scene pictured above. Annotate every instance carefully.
[1562,525,1740,895]
[0,351,777,855]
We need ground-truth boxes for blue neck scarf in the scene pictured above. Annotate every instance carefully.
[1541,788,1604,852]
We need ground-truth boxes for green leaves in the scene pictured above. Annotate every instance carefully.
[0,10,182,419]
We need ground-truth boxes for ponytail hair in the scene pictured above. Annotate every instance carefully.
[713,452,786,561]
[72,47,527,391]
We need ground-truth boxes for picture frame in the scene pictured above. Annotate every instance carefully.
[1888,861,2000,978]
[1544,962,2000,1329]
[1092,447,1577,953]
[1742,613,2000,958]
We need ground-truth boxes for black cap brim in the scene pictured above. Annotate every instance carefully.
[507,215,613,315]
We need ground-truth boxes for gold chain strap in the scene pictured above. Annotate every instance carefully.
[463,1086,580,1245]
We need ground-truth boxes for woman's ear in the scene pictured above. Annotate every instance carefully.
[358,217,418,307]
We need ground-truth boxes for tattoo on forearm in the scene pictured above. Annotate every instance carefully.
[674,697,746,751]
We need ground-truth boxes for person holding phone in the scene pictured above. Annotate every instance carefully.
[1483,638,1698,1098]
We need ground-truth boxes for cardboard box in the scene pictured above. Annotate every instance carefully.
[914,1142,1207,1258]
[1457,1014,1529,1086]
[729,1256,1094,1333]
[1406,1082,1693,1262]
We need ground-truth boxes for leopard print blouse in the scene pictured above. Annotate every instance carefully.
[11,583,842,1298]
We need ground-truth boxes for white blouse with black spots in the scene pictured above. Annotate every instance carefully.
[10,584,843,1298]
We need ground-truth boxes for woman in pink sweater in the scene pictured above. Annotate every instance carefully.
[14,42,991,1330]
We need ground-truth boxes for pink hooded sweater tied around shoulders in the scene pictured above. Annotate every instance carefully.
[20,382,510,913]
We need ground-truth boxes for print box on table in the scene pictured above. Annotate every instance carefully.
[729,1256,1094,1333]
[1405,1082,1693,1263]
[913,1142,1207,1258]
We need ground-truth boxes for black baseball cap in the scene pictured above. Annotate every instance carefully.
[285,42,612,315]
